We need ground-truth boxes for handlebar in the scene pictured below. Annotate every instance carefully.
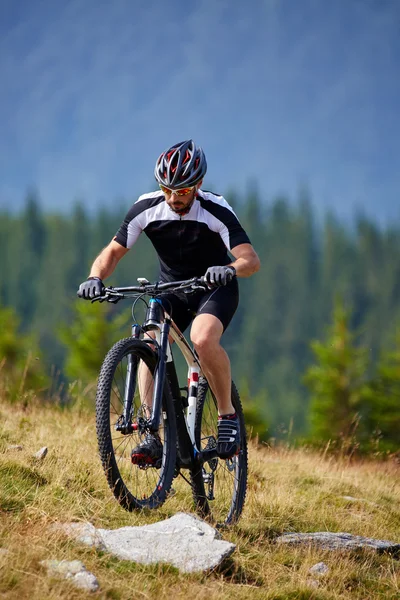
[92,276,209,303]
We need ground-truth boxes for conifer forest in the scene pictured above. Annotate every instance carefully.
[1,188,399,453]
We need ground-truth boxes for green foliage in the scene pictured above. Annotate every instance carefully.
[2,188,400,447]
[15,189,47,328]
[303,299,370,444]
[361,328,400,452]
[238,379,270,442]
[59,299,130,386]
[67,201,92,294]
[0,304,49,403]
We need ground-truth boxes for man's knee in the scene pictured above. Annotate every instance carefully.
[190,315,223,355]
[191,333,214,355]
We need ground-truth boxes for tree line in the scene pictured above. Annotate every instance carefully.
[0,187,399,452]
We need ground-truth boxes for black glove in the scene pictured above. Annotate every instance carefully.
[205,265,236,287]
[77,276,104,299]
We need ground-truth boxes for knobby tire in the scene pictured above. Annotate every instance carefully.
[193,377,248,525]
[96,337,177,511]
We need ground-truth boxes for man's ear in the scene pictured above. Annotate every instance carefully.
[196,179,203,189]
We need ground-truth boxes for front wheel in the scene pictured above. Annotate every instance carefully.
[96,337,177,511]
[193,377,248,526]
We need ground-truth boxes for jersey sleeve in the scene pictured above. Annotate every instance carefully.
[114,204,143,248]
[199,193,251,251]
[217,209,251,250]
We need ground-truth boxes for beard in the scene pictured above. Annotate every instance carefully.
[168,199,194,215]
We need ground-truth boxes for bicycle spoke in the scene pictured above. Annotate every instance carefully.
[194,378,247,525]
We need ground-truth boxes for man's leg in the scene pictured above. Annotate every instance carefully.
[190,313,240,458]
[190,313,234,415]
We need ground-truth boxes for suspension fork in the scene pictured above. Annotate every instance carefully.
[118,324,140,434]
[147,319,171,433]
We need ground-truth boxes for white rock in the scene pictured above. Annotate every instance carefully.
[309,561,329,576]
[70,570,100,592]
[33,446,48,460]
[57,512,235,573]
[40,559,99,592]
[277,532,400,553]
[41,559,85,576]
[6,445,23,451]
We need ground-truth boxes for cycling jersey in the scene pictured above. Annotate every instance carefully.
[114,189,251,281]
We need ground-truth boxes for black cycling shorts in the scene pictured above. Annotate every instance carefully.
[160,278,239,333]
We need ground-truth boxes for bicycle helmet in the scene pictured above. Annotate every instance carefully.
[154,139,207,189]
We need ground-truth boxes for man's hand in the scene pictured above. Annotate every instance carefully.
[77,276,104,299]
[205,266,236,287]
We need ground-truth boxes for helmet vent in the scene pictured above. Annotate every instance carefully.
[154,140,207,189]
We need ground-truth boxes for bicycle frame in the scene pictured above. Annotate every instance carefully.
[138,300,202,468]
[141,311,198,429]
[96,278,219,468]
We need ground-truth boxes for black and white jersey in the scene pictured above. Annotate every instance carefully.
[114,189,251,281]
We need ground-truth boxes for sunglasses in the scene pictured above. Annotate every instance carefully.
[159,184,195,196]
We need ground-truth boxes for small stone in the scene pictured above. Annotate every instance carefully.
[0,548,9,558]
[309,561,329,576]
[276,532,400,554]
[40,559,85,576]
[341,495,362,502]
[40,559,99,593]
[71,570,100,592]
[33,446,48,460]
[341,496,379,507]
[6,445,23,451]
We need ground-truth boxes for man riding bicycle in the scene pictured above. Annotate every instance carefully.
[78,139,260,465]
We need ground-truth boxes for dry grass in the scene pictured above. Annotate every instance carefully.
[0,398,399,599]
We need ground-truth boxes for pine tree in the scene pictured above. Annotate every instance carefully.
[16,190,47,328]
[361,328,400,452]
[0,304,49,403]
[303,299,370,445]
[0,211,11,305]
[59,299,130,390]
[67,201,91,293]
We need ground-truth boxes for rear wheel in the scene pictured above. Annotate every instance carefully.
[193,377,248,525]
[96,337,176,510]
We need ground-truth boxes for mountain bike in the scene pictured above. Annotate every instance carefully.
[94,276,248,526]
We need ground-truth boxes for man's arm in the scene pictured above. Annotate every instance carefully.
[88,239,129,281]
[229,243,261,277]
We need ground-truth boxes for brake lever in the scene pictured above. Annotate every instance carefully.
[192,283,209,290]
[183,283,209,294]
[91,296,105,303]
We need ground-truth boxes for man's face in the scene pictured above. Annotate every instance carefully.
[163,187,197,215]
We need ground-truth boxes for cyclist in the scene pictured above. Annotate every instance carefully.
[78,139,260,464]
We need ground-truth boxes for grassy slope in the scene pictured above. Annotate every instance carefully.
[0,399,399,600]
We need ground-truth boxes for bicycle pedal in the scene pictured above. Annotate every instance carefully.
[132,455,162,469]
